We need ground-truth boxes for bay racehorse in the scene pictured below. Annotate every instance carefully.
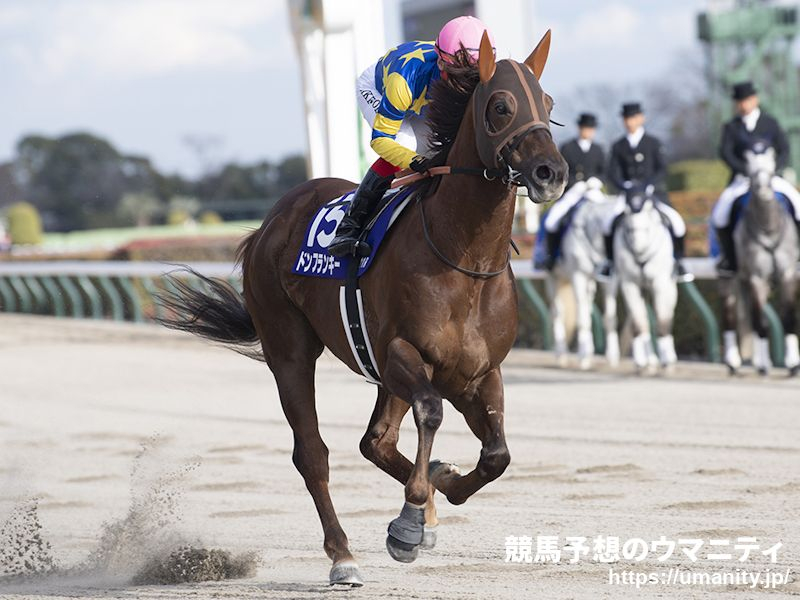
[613,188,679,372]
[547,179,620,369]
[159,31,566,586]
[719,147,800,375]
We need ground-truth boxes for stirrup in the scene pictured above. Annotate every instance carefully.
[328,236,372,258]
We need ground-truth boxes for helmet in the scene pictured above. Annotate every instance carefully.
[435,16,495,64]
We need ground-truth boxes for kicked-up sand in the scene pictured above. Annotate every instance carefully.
[0,314,798,599]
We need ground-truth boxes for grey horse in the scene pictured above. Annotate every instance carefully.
[720,147,800,375]
[548,179,620,370]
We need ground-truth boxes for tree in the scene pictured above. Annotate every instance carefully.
[14,132,160,231]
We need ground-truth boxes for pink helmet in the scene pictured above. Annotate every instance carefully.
[435,15,495,64]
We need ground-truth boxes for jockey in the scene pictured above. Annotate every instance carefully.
[328,16,495,258]
[598,102,692,281]
[711,81,800,276]
[540,112,605,270]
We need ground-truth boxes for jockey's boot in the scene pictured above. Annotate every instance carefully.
[714,225,737,277]
[672,235,694,283]
[596,233,614,281]
[328,170,392,258]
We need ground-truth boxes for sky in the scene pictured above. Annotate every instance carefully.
[0,0,764,176]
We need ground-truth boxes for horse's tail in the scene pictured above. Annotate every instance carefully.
[157,263,264,362]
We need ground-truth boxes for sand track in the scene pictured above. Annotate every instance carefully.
[0,315,798,599]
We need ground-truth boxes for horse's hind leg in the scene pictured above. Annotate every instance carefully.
[255,307,362,587]
[360,388,439,548]
[777,274,799,375]
[428,368,510,506]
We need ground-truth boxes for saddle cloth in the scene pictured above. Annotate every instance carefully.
[292,186,416,279]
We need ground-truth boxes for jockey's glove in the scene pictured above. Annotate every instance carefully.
[409,154,446,175]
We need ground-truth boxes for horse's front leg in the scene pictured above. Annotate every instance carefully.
[429,368,510,506]
[747,275,772,375]
[603,276,620,367]
[381,338,443,563]
[571,270,594,370]
[652,276,678,370]
[619,279,656,372]
[547,274,569,366]
[718,276,742,373]
[359,388,440,548]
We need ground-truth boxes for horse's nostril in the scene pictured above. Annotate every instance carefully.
[535,165,553,183]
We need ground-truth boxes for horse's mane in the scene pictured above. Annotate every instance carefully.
[417,50,480,197]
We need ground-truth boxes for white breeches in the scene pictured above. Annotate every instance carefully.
[602,195,686,237]
[711,174,800,228]
[544,182,585,233]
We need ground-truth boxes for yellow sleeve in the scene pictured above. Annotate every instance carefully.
[370,137,417,169]
[370,72,417,168]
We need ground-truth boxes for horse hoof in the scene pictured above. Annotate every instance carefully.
[726,364,738,376]
[386,534,420,563]
[329,560,364,587]
[790,365,799,378]
[757,367,769,377]
[420,525,437,550]
[386,502,424,562]
[429,460,460,489]
[578,358,592,371]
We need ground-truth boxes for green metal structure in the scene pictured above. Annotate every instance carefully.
[698,0,800,176]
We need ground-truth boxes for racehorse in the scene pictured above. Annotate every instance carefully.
[158,31,567,586]
[613,189,679,372]
[719,147,800,375]
[547,179,620,369]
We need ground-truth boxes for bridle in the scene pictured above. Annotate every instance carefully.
[473,60,554,188]
[391,59,557,279]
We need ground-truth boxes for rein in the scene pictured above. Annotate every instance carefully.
[390,165,512,190]
[416,196,510,279]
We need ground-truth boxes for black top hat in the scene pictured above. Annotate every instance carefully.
[731,81,757,100]
[577,113,597,128]
[621,102,643,118]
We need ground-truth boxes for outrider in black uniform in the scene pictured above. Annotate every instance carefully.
[599,102,691,280]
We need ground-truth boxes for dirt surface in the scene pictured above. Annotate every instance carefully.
[0,314,798,599]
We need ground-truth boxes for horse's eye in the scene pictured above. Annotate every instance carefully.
[494,102,509,115]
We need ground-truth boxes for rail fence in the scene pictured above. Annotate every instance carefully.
[0,259,791,365]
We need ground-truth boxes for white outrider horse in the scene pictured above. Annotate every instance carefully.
[719,147,800,376]
[614,190,679,372]
[547,179,620,370]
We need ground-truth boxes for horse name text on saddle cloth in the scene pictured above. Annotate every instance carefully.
[292,187,415,279]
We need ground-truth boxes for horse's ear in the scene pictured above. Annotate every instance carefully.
[524,29,551,79]
[478,30,495,83]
